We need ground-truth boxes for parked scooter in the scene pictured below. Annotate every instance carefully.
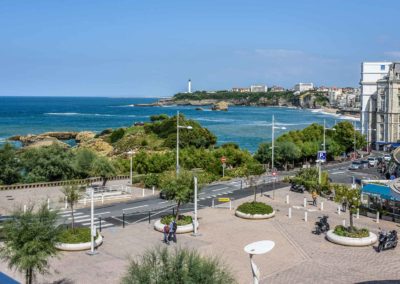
[313,215,330,235]
[290,183,305,193]
[378,229,398,252]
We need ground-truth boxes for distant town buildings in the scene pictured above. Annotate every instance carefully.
[360,62,393,148]
[270,85,285,92]
[294,82,314,92]
[232,87,251,93]
[364,63,400,149]
[250,85,268,93]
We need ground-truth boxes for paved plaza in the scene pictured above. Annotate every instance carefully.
[1,185,400,283]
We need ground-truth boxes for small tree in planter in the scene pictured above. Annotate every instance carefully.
[333,184,361,229]
[243,163,265,202]
[62,184,82,230]
[160,170,195,219]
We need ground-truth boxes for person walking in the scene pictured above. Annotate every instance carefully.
[163,224,170,244]
[312,191,318,207]
[168,220,177,243]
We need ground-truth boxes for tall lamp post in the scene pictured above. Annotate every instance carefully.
[176,111,193,175]
[319,119,335,184]
[127,150,135,185]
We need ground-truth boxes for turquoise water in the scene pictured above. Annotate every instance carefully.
[0,97,360,153]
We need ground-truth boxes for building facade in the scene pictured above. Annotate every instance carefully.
[232,87,251,93]
[294,83,314,92]
[360,62,392,138]
[250,85,268,93]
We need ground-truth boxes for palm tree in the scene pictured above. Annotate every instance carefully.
[121,247,237,284]
[0,204,62,284]
[62,184,82,230]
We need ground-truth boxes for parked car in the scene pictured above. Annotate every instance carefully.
[384,154,392,162]
[349,161,362,170]
[368,157,378,167]
[360,160,369,169]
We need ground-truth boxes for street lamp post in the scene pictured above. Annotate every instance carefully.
[176,111,193,175]
[319,120,335,184]
[127,150,135,185]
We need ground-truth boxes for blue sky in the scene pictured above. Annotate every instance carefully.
[1,0,400,97]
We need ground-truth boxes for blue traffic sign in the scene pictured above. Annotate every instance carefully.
[317,151,327,162]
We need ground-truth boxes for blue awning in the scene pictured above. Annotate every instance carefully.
[362,183,400,201]
[0,273,20,284]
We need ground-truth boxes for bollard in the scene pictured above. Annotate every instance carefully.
[142,188,145,197]
[229,200,232,210]
[286,195,289,204]
[152,186,155,195]
[303,197,307,208]
[288,207,292,218]
[99,217,102,232]
[47,198,50,210]
[102,194,104,205]
[65,198,68,209]
[148,211,151,224]
[320,202,324,211]
[304,211,308,222]
[240,180,243,190]
[337,206,341,215]
[376,211,380,223]
[84,197,87,206]
[342,219,346,227]
[122,213,125,228]
[23,204,27,213]
[356,208,359,219]
[212,199,215,208]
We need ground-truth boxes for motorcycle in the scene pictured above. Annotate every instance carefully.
[290,183,305,193]
[378,230,398,252]
[313,215,330,235]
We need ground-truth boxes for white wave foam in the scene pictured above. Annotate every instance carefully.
[45,112,136,118]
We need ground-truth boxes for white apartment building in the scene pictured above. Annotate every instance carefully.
[294,83,314,92]
[250,85,268,93]
[360,62,392,138]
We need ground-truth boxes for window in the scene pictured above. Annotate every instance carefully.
[381,65,386,71]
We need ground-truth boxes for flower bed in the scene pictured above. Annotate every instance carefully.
[327,226,377,247]
[160,214,192,226]
[235,201,275,220]
[55,227,103,251]
[154,215,198,234]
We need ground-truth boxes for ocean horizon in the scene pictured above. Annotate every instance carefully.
[0,96,360,153]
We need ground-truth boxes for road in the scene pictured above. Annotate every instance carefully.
[57,159,384,230]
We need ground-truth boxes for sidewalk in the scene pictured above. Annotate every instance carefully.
[1,186,399,284]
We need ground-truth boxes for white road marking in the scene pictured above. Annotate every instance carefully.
[111,216,130,224]
[158,201,169,204]
[61,212,83,217]
[123,205,149,211]
[74,218,93,223]
[331,171,345,175]
[212,187,229,192]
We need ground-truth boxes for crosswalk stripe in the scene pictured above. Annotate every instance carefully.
[61,212,84,217]
[74,218,92,223]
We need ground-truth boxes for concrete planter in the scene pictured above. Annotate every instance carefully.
[235,210,276,220]
[326,230,377,247]
[55,232,103,251]
[154,219,199,234]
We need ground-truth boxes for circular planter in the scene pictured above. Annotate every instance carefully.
[154,219,199,234]
[235,210,275,220]
[55,232,103,251]
[326,230,377,247]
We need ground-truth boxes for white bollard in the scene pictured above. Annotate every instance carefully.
[376,211,380,223]
[342,219,346,226]
[286,195,289,204]
[152,186,155,195]
[212,199,215,208]
[303,197,307,208]
[102,194,104,205]
[229,200,232,210]
[47,198,50,210]
[65,197,68,209]
[356,208,359,219]
[320,202,324,211]
[304,211,308,222]
[84,197,87,206]
[288,207,292,218]
[142,188,145,197]
[23,204,27,213]
[337,206,341,215]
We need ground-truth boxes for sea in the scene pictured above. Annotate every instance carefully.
[0,97,360,153]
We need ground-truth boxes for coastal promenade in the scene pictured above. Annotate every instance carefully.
[1,186,399,283]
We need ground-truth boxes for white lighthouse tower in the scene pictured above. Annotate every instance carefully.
[188,79,192,93]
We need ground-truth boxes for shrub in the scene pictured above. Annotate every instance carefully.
[237,201,273,215]
[109,128,125,143]
[58,227,96,244]
[121,247,237,284]
[160,214,192,226]
[144,173,159,188]
[333,225,369,238]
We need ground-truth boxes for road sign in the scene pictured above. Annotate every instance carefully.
[218,197,230,202]
[220,156,227,163]
[317,151,327,162]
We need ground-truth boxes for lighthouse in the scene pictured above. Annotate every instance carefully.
[188,79,192,93]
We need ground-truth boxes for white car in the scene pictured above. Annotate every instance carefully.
[368,157,378,167]
[384,154,392,162]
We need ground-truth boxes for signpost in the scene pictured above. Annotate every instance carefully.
[221,156,227,177]
[316,151,326,184]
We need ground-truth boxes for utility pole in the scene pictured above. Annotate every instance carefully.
[271,115,275,171]
[176,110,180,175]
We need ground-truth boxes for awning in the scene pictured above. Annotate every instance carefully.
[362,183,400,201]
